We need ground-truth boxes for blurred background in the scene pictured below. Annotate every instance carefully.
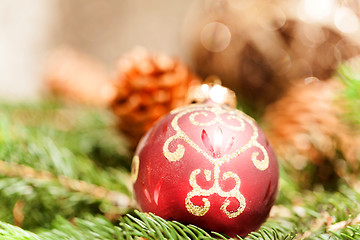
[2,0,360,103]
[1,2,360,112]
[0,0,193,100]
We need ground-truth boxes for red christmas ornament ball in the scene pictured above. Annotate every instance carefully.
[132,102,279,237]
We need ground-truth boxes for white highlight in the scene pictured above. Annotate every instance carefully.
[300,0,334,21]
[209,84,227,104]
[334,7,359,33]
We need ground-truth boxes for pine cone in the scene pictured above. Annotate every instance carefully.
[44,47,115,106]
[187,0,360,110]
[110,47,200,148]
[263,78,360,185]
[264,79,342,167]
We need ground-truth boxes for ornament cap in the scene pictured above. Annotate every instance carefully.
[187,76,237,108]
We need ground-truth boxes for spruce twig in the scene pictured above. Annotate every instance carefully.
[0,221,40,240]
[337,62,360,128]
[0,160,135,209]
[0,101,132,229]
[1,92,360,238]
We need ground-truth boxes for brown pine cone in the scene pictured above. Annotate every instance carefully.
[264,79,341,167]
[44,47,115,106]
[263,78,359,174]
[110,47,201,149]
[187,0,360,110]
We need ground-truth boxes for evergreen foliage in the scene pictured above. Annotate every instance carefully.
[0,101,131,230]
[337,62,360,129]
[0,63,360,238]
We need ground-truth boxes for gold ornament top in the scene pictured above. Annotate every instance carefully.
[186,78,237,108]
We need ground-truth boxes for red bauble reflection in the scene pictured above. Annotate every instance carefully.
[132,103,279,237]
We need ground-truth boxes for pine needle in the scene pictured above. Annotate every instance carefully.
[0,95,360,239]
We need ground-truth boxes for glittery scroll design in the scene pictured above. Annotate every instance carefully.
[163,104,269,218]
[131,156,140,183]
[185,167,246,218]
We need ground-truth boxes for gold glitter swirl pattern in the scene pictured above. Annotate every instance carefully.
[163,134,185,162]
[185,167,246,218]
[252,142,269,171]
[185,169,211,216]
[131,156,140,183]
[163,104,268,168]
[189,111,245,131]
[204,169,212,181]
[189,112,216,126]
[161,104,269,218]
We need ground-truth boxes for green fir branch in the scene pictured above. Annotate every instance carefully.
[0,221,40,240]
[0,211,297,240]
[337,62,360,128]
[0,101,132,230]
[0,99,360,239]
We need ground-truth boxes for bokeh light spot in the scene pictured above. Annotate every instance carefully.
[335,7,359,33]
[200,22,231,53]
[300,0,334,21]
[302,25,328,45]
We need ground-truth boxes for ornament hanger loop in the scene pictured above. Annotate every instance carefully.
[187,75,237,108]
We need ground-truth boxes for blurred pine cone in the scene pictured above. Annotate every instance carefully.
[44,47,115,106]
[264,79,341,166]
[263,78,360,186]
[186,0,360,110]
[110,47,200,149]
